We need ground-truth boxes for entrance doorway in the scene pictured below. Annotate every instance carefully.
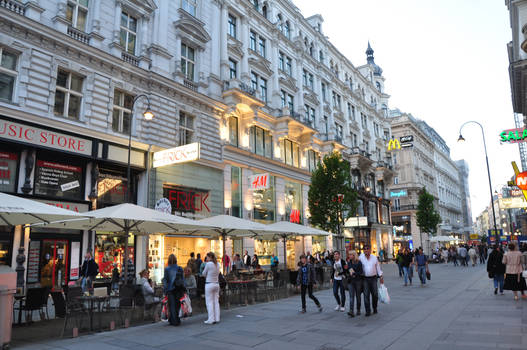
[40,239,68,291]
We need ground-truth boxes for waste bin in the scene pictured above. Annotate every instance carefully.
[0,265,16,349]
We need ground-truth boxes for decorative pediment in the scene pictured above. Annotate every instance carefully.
[303,91,319,106]
[174,9,211,49]
[120,0,157,17]
[279,76,298,93]
[228,39,244,58]
[248,56,273,76]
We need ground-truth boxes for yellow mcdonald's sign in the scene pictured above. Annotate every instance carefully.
[387,138,401,151]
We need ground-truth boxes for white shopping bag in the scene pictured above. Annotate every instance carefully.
[378,283,390,304]
[179,293,193,318]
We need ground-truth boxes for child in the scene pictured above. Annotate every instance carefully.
[296,254,322,313]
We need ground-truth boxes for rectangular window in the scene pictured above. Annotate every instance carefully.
[287,93,294,111]
[308,149,320,172]
[351,133,358,147]
[0,48,17,102]
[323,116,328,136]
[120,12,137,55]
[250,31,257,51]
[181,43,195,81]
[352,105,356,120]
[347,103,352,118]
[321,82,327,101]
[278,52,285,71]
[231,166,242,218]
[285,57,292,76]
[258,36,266,57]
[54,69,83,119]
[374,123,379,137]
[253,175,275,223]
[66,0,89,31]
[112,89,133,134]
[182,0,197,16]
[229,58,237,79]
[394,198,400,210]
[250,126,272,158]
[335,123,343,142]
[280,90,286,108]
[282,139,300,167]
[228,14,237,38]
[361,113,367,128]
[308,73,314,90]
[251,71,258,91]
[228,115,238,146]
[310,108,315,125]
[303,69,308,86]
[178,111,194,146]
[260,78,267,102]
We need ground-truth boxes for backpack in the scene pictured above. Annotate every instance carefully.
[173,266,185,290]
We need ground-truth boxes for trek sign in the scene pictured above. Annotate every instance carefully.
[500,128,527,143]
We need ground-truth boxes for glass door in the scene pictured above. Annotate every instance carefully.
[40,239,68,290]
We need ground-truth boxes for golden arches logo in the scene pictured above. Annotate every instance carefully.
[387,139,401,151]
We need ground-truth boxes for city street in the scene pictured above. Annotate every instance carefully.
[14,263,527,350]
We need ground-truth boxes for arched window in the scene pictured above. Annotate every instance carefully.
[284,21,291,39]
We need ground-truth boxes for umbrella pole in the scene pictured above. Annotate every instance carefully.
[283,235,287,270]
[124,224,129,285]
[222,231,226,273]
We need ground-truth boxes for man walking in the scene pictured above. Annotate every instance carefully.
[414,248,429,286]
[359,245,383,316]
[296,255,322,313]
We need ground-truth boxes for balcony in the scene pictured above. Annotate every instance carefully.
[121,52,139,67]
[349,146,373,171]
[0,0,25,15]
[184,79,198,92]
[392,205,417,212]
[222,79,264,112]
[278,107,316,138]
[67,26,89,44]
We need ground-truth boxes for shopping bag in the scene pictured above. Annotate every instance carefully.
[160,296,169,322]
[426,271,431,280]
[378,283,390,304]
[522,270,527,279]
[179,293,193,318]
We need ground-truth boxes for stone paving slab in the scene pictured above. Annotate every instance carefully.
[12,262,527,350]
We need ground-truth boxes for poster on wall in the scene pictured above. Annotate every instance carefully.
[27,240,40,283]
[34,160,82,199]
[69,241,80,280]
[0,151,18,193]
[97,173,127,206]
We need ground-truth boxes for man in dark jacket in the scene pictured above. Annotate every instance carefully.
[80,251,98,294]
[296,254,322,313]
[487,245,506,295]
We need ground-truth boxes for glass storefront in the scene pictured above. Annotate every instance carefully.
[0,229,12,265]
[286,239,296,270]
[312,235,327,253]
[231,166,242,218]
[94,233,135,279]
[254,239,277,266]
[284,181,303,224]
[40,239,68,290]
[253,175,276,223]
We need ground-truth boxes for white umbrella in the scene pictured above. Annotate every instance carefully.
[0,192,84,226]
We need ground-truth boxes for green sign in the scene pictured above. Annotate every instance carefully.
[500,128,527,143]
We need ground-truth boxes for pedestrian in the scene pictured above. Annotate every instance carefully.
[163,254,185,326]
[401,248,413,286]
[252,254,260,269]
[468,246,477,267]
[379,249,385,263]
[451,247,458,266]
[111,263,120,294]
[296,254,322,313]
[187,252,196,274]
[458,245,467,266]
[521,243,527,270]
[346,250,363,317]
[270,253,279,274]
[331,251,347,312]
[503,243,527,300]
[80,251,98,294]
[222,254,231,275]
[202,252,221,324]
[479,245,486,264]
[441,248,449,264]
[195,253,203,274]
[232,254,243,271]
[464,245,471,266]
[487,245,505,295]
[243,250,251,267]
[396,250,404,277]
[414,248,429,286]
[359,244,383,316]
[184,267,197,297]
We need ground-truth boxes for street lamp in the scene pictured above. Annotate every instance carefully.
[458,121,499,246]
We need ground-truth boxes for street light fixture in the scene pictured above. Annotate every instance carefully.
[458,121,499,246]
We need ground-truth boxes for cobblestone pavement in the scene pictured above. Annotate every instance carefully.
[13,262,527,350]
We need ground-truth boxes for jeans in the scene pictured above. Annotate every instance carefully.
[300,284,320,310]
[167,290,181,326]
[205,282,220,323]
[453,257,458,266]
[348,279,362,312]
[111,282,119,292]
[403,266,412,284]
[493,273,504,292]
[81,276,93,294]
[418,266,427,284]
[333,279,346,307]
[397,263,403,277]
[363,276,378,313]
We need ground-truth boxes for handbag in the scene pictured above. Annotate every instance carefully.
[426,270,431,280]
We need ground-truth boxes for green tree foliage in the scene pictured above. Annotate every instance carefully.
[416,187,441,236]
[308,152,358,233]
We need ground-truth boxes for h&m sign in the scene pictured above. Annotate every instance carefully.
[249,173,270,191]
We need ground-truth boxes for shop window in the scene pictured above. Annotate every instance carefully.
[112,89,134,134]
[181,43,196,81]
[0,48,17,102]
[285,181,303,224]
[228,115,238,146]
[95,233,134,279]
[66,0,88,31]
[120,11,137,55]
[178,111,194,146]
[54,69,83,120]
[0,230,12,266]
[182,0,197,16]
[249,125,272,158]
[254,240,276,265]
[0,151,18,193]
[34,159,83,200]
[308,149,320,172]
[231,166,242,218]
[312,236,326,254]
[97,169,127,208]
[281,139,300,167]
[253,175,275,223]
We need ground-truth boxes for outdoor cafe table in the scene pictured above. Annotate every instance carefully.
[76,295,114,331]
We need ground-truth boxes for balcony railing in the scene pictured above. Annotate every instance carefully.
[121,52,139,66]
[392,205,417,212]
[184,79,198,92]
[238,82,256,96]
[67,26,89,44]
[0,0,25,15]
[280,109,314,128]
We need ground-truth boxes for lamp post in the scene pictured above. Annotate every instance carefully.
[458,121,499,246]
[123,94,154,284]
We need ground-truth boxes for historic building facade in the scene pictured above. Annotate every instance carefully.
[0,0,394,282]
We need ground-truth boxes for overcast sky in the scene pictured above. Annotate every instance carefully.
[295,0,519,221]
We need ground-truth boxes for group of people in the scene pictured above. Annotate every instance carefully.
[487,242,527,300]
[444,244,488,267]
[395,247,431,286]
[296,244,383,317]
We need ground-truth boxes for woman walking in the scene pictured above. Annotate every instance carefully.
[202,252,221,324]
[163,254,185,326]
[346,250,363,317]
[502,243,527,300]
[487,245,505,295]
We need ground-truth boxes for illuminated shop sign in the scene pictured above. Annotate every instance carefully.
[153,143,200,168]
[249,173,270,191]
[289,209,301,223]
[390,190,407,198]
[500,128,527,143]
[387,138,400,151]
[163,184,211,217]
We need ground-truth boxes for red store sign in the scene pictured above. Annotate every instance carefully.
[0,119,92,155]
[163,185,211,215]
[249,173,270,191]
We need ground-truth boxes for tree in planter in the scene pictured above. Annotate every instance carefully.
[308,152,358,251]
[416,187,441,251]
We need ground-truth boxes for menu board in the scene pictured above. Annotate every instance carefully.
[27,240,41,283]
[34,160,83,199]
[0,151,18,193]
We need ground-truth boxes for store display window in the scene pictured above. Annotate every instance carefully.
[0,150,18,193]
[94,234,135,279]
[254,239,276,266]
[312,236,326,254]
[285,181,303,224]
[0,229,12,266]
[97,169,127,208]
[253,175,276,223]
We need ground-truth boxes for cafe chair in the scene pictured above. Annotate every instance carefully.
[51,291,66,318]
[15,287,50,323]
[62,286,88,337]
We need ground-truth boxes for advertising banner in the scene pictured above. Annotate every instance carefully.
[163,184,211,219]
[34,160,83,200]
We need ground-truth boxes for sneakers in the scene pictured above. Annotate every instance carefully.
[300,308,306,314]
[204,320,214,325]
[334,305,340,311]
[339,306,346,312]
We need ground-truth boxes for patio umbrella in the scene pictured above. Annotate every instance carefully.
[37,203,218,283]
[258,221,330,269]
[0,192,85,226]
